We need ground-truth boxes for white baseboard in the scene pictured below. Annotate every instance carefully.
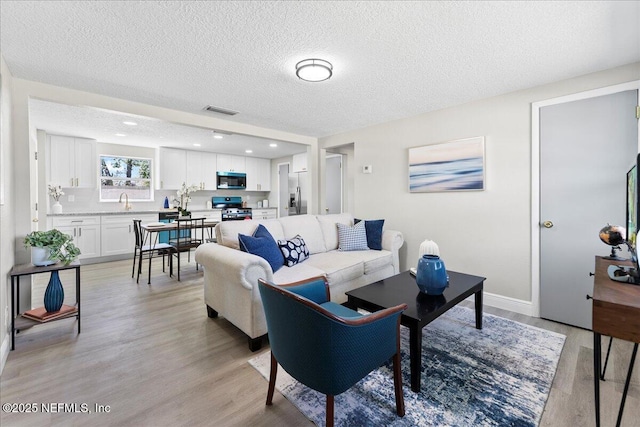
[467,291,534,317]
[0,334,10,375]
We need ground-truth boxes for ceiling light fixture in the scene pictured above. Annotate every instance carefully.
[115,133,126,137]
[269,143,277,148]
[193,143,201,147]
[245,149,253,154]
[123,121,137,126]
[213,135,223,140]
[296,58,333,82]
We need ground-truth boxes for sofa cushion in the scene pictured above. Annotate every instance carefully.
[279,215,327,254]
[355,218,385,250]
[317,213,354,251]
[356,249,394,274]
[238,225,284,272]
[278,235,310,267]
[304,251,364,284]
[337,221,369,251]
[272,262,326,284]
[216,219,285,249]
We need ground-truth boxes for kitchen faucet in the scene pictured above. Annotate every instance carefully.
[119,192,132,211]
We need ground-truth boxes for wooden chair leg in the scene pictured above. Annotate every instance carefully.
[266,352,278,405]
[393,352,405,417]
[326,395,334,427]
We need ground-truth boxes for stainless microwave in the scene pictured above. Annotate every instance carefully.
[217,171,246,190]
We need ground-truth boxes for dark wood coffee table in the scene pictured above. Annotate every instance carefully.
[346,270,485,392]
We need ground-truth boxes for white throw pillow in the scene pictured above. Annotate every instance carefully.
[337,221,369,251]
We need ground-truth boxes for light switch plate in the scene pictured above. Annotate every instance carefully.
[363,165,372,174]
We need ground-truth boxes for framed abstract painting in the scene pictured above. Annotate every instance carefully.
[408,136,485,193]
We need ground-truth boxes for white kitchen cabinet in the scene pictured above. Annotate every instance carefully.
[52,216,101,259]
[186,151,217,190]
[252,208,277,220]
[217,154,246,173]
[100,214,157,256]
[292,152,308,173]
[49,135,96,188]
[159,148,187,190]
[245,157,271,191]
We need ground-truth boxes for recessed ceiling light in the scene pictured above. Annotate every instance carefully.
[115,133,126,137]
[213,135,223,139]
[123,121,137,126]
[193,143,201,147]
[296,58,333,82]
[245,149,253,154]
[269,143,277,148]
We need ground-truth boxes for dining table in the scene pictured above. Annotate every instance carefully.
[140,218,218,280]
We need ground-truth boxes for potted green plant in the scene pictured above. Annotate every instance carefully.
[24,229,81,266]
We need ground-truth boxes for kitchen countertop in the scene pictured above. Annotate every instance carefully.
[47,208,222,217]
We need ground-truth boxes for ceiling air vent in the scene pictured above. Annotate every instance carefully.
[202,105,239,116]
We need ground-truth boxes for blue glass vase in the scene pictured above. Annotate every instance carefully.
[416,255,448,295]
[44,270,64,312]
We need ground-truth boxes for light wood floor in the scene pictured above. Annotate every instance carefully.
[1,258,639,426]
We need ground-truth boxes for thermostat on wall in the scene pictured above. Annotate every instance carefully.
[362,165,372,174]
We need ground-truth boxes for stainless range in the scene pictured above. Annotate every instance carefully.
[212,196,252,221]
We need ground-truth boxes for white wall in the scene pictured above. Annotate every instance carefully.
[0,54,16,372]
[320,62,640,312]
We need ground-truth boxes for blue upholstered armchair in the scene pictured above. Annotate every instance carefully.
[258,276,407,427]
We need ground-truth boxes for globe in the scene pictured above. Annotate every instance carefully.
[599,224,627,260]
[599,224,626,246]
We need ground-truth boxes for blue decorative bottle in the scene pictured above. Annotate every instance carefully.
[164,196,170,209]
[44,271,65,312]
[416,255,448,295]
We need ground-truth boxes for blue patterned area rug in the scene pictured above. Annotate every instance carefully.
[249,305,565,427]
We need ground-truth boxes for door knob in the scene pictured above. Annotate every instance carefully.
[542,220,554,228]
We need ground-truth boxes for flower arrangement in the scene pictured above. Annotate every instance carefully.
[48,184,64,202]
[173,182,200,216]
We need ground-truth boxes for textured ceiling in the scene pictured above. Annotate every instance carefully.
[2,1,640,141]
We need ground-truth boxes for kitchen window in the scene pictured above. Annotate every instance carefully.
[100,155,153,201]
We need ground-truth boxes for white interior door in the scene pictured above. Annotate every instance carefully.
[325,154,343,214]
[29,131,39,231]
[539,89,638,329]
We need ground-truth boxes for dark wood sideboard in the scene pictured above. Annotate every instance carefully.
[591,256,640,427]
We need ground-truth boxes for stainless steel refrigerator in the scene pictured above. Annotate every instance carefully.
[288,171,307,215]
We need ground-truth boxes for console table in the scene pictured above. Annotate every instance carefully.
[9,261,81,350]
[591,256,640,427]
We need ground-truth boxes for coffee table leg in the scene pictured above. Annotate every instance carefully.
[475,290,483,329]
[410,325,422,393]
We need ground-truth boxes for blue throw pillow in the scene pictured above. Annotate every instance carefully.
[277,235,310,267]
[337,221,369,251]
[238,224,284,272]
[355,218,385,250]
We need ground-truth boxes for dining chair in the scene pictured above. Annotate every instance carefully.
[169,217,205,281]
[258,276,407,427]
[132,219,175,284]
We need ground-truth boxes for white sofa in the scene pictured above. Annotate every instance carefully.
[194,213,404,350]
